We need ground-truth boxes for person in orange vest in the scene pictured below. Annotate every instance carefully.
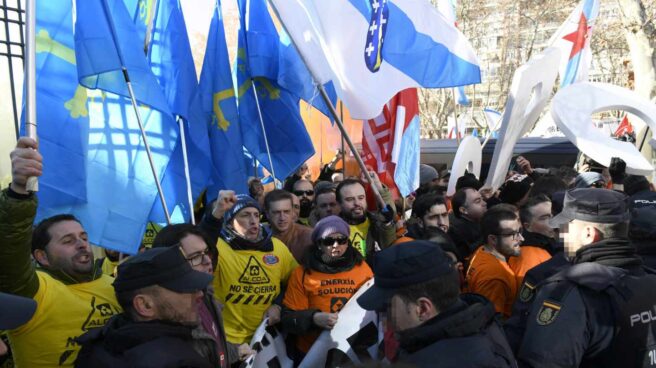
[280,216,372,364]
[508,194,556,286]
[465,205,522,319]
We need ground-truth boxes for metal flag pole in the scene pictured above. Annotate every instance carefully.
[142,0,194,224]
[250,79,278,186]
[100,0,171,223]
[267,1,386,208]
[24,0,38,192]
[451,88,461,145]
[316,86,386,209]
[340,100,346,175]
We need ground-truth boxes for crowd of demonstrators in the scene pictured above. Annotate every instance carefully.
[5,135,656,368]
[281,216,372,364]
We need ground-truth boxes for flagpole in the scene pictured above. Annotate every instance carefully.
[101,0,171,224]
[267,2,386,209]
[340,101,346,176]
[317,86,387,209]
[24,0,38,192]
[250,79,278,186]
[451,88,461,145]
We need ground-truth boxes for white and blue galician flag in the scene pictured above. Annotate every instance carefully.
[270,0,481,120]
[548,0,600,87]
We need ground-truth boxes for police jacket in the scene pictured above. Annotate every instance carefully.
[75,314,216,368]
[397,293,517,368]
[504,253,569,353]
[517,238,656,368]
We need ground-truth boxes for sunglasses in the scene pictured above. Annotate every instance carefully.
[294,190,315,196]
[319,236,349,247]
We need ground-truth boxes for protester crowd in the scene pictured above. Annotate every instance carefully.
[2,137,656,368]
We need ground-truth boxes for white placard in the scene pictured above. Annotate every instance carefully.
[552,82,656,176]
[243,318,293,368]
[485,47,561,190]
[447,136,482,196]
[300,279,383,368]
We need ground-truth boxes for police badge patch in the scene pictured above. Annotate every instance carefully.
[537,301,561,325]
[519,282,535,303]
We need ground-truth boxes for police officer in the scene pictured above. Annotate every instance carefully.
[357,240,517,367]
[517,188,656,367]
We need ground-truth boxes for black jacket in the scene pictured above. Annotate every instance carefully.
[520,231,562,256]
[447,215,482,261]
[397,294,517,368]
[75,314,215,368]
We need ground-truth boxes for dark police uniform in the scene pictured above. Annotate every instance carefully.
[504,253,569,352]
[517,250,656,367]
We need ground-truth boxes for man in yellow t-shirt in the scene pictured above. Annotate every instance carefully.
[335,174,396,264]
[0,138,121,368]
[204,191,298,344]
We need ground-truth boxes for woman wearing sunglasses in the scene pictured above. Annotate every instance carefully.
[281,215,373,365]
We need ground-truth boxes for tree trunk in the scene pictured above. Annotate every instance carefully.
[617,0,656,101]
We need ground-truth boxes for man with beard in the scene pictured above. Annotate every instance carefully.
[508,194,557,285]
[75,247,217,367]
[335,175,396,264]
[292,179,315,226]
[0,138,121,368]
[265,190,313,263]
[465,206,523,319]
[406,193,450,239]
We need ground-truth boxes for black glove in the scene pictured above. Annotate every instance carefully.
[380,204,395,223]
[608,157,626,184]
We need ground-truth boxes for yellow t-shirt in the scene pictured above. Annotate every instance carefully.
[9,271,121,367]
[349,217,370,257]
[214,237,298,344]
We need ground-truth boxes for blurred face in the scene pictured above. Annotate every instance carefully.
[339,183,367,222]
[249,180,264,198]
[525,201,555,239]
[153,286,204,326]
[491,219,523,258]
[462,189,487,222]
[180,234,213,274]
[267,199,294,233]
[40,220,94,278]
[318,232,349,260]
[232,208,261,241]
[388,295,422,332]
[560,220,597,259]
[422,204,449,233]
[316,192,340,219]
